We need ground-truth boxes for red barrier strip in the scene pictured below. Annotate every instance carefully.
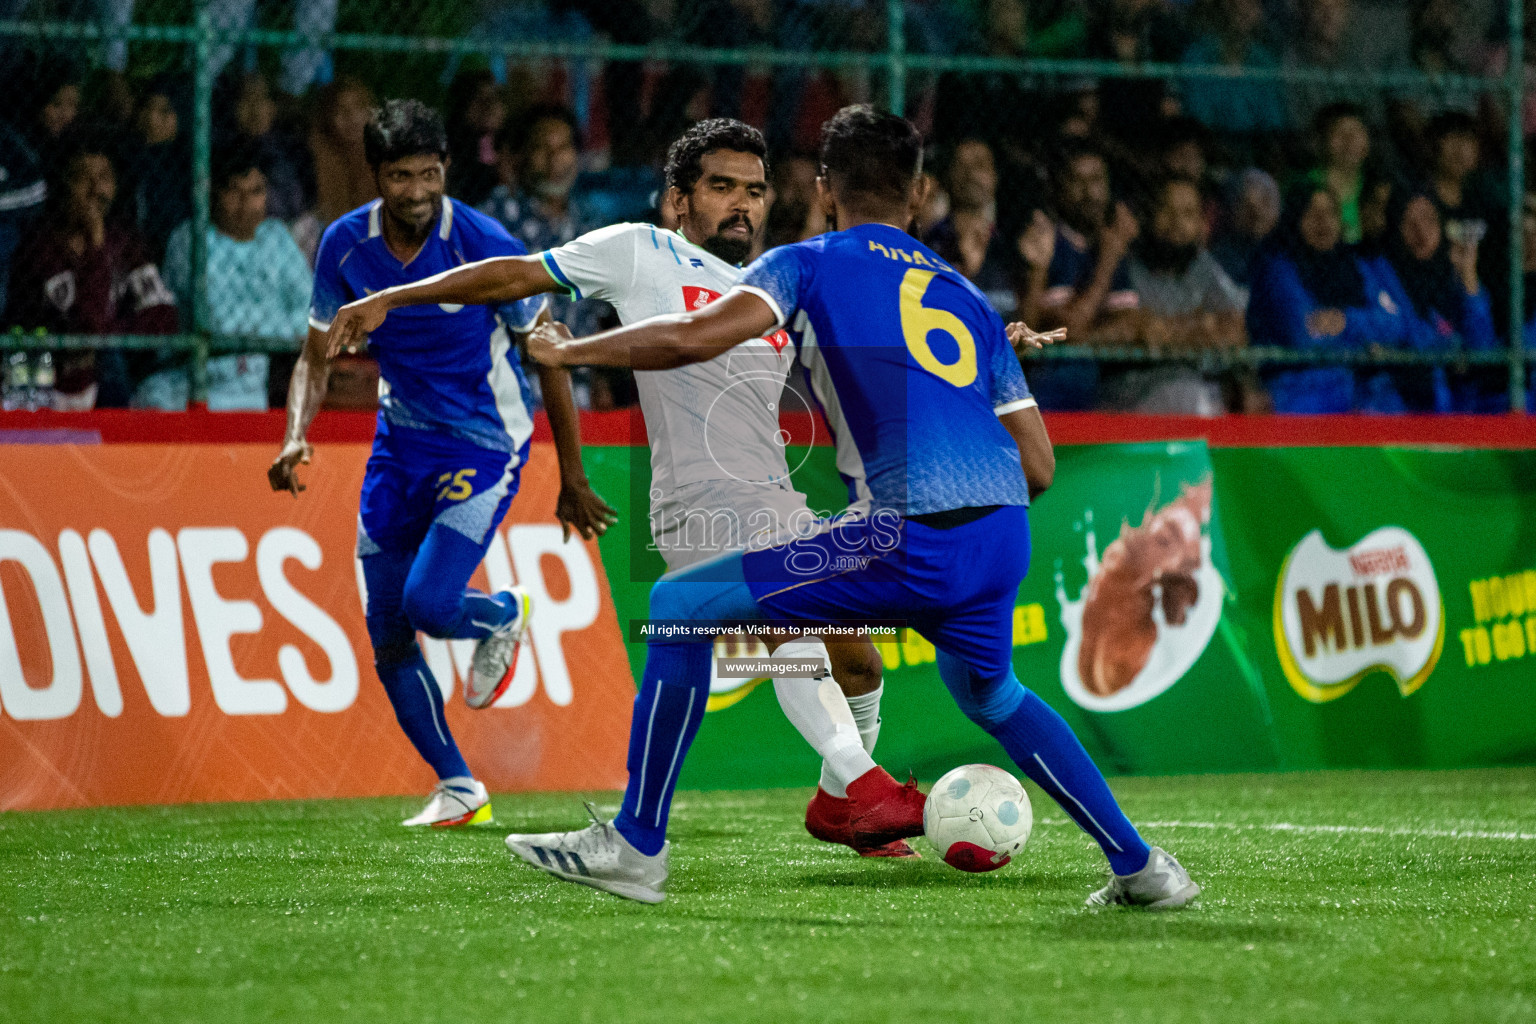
[0,409,1531,449]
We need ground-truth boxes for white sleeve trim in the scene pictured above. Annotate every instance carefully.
[727,284,786,330]
[993,397,1038,416]
[308,315,333,332]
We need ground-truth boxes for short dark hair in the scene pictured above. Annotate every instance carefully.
[1426,110,1479,147]
[363,98,448,168]
[818,104,922,209]
[1313,101,1366,139]
[498,102,580,156]
[56,133,113,179]
[1157,116,1209,155]
[664,117,768,194]
[212,143,264,195]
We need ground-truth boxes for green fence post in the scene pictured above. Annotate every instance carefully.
[1508,0,1527,414]
[886,0,905,116]
[190,0,214,406]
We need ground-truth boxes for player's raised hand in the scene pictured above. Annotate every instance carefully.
[555,478,620,541]
[267,439,313,497]
[325,295,391,358]
[1006,321,1067,352]
[525,320,575,366]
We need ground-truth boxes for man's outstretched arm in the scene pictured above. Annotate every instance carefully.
[324,255,560,356]
[268,325,333,496]
[517,307,620,541]
[526,289,779,370]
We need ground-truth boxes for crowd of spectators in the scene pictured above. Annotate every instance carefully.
[1,0,1534,413]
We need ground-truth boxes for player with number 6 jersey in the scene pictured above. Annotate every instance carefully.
[508,105,1199,910]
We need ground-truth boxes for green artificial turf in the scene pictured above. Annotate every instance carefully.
[2,769,1534,1023]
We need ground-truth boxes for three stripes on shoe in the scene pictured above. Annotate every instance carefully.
[529,846,592,877]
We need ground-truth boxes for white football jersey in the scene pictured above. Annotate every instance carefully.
[541,223,796,506]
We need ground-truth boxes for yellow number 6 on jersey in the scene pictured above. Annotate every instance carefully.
[899,268,977,388]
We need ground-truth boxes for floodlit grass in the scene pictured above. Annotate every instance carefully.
[2,769,1534,1023]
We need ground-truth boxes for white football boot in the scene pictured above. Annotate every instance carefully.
[466,587,532,709]
[1086,846,1200,910]
[402,777,492,828]
[505,811,669,904]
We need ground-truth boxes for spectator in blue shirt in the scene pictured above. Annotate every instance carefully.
[1247,185,1414,413]
[1372,185,1498,411]
[138,145,311,410]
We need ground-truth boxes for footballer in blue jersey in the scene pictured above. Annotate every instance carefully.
[504,106,1198,910]
[268,100,615,829]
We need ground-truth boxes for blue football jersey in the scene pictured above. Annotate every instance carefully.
[309,197,547,456]
[732,223,1035,517]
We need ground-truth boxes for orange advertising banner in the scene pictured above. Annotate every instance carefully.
[0,443,634,810]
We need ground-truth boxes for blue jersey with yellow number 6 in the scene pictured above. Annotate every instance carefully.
[730,223,1035,517]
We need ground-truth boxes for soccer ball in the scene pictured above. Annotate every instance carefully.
[923,764,1033,873]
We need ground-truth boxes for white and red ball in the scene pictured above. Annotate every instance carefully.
[923,764,1033,872]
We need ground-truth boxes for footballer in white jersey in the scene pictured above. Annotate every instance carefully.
[540,219,820,569]
[324,118,911,858]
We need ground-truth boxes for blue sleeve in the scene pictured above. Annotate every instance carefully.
[1248,255,1328,349]
[308,221,353,331]
[463,210,546,331]
[987,320,1033,410]
[1340,258,1408,348]
[735,243,807,328]
[1458,287,1499,351]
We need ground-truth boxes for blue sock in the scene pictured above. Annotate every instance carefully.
[375,650,472,781]
[362,547,472,781]
[989,691,1151,875]
[612,642,712,856]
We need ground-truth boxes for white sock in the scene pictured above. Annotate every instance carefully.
[821,681,884,794]
[770,639,876,798]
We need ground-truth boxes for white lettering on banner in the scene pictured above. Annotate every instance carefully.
[58,529,124,717]
[256,528,359,713]
[177,528,286,715]
[508,524,600,707]
[0,529,83,720]
[89,528,190,716]
[0,519,608,720]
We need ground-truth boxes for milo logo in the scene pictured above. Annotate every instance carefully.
[1274,527,1444,703]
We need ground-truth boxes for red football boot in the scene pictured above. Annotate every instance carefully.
[805,786,920,858]
[845,767,927,848]
[805,786,853,845]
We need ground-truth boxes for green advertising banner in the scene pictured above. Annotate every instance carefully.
[584,441,1536,789]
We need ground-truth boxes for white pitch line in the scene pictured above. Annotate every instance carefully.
[1036,817,1536,842]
